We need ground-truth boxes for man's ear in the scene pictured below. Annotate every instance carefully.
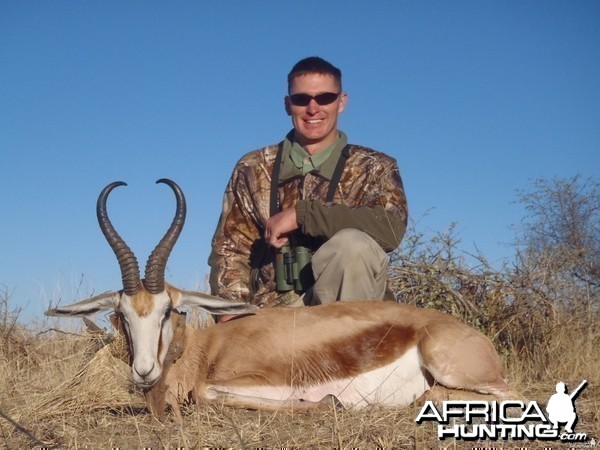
[338,92,348,114]
[284,96,292,116]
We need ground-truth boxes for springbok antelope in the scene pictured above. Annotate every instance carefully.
[46,179,520,420]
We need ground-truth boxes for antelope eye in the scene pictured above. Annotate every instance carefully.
[161,308,172,325]
[118,312,130,326]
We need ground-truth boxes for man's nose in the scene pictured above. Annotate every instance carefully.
[306,99,320,113]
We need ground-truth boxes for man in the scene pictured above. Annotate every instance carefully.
[209,57,407,308]
[546,381,584,434]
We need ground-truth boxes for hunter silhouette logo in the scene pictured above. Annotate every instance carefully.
[546,380,587,434]
[415,379,591,443]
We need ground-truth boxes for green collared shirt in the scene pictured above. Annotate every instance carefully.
[279,130,348,181]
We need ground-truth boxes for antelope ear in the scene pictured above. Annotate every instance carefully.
[166,285,258,315]
[45,291,120,317]
[109,313,123,332]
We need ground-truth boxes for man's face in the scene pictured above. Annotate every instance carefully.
[285,73,347,154]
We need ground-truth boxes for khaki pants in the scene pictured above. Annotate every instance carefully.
[298,228,389,306]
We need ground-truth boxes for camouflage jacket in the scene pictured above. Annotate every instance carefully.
[208,136,408,307]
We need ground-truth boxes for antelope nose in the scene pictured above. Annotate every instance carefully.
[134,362,155,379]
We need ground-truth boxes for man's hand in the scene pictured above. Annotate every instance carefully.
[265,207,298,248]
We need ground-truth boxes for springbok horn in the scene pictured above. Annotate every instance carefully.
[143,179,186,294]
[97,181,141,296]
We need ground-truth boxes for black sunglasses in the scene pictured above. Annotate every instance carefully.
[288,92,341,107]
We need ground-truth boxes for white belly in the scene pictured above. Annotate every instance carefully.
[206,346,430,408]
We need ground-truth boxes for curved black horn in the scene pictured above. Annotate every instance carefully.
[97,181,141,296]
[143,179,186,294]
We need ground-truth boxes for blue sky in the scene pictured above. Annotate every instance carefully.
[1,1,598,322]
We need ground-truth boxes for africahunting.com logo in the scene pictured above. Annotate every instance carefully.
[416,380,595,444]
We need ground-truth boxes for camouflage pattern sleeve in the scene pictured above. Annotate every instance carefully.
[208,146,277,303]
[208,160,262,302]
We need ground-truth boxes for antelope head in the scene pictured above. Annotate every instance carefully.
[46,179,256,389]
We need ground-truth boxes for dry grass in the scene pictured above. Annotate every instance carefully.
[1,303,598,449]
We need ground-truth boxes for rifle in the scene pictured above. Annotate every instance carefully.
[569,380,588,400]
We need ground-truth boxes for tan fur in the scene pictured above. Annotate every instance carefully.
[46,179,519,419]
[138,300,519,419]
[144,310,187,420]
[131,289,155,317]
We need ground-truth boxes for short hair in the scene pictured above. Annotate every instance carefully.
[287,56,342,93]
